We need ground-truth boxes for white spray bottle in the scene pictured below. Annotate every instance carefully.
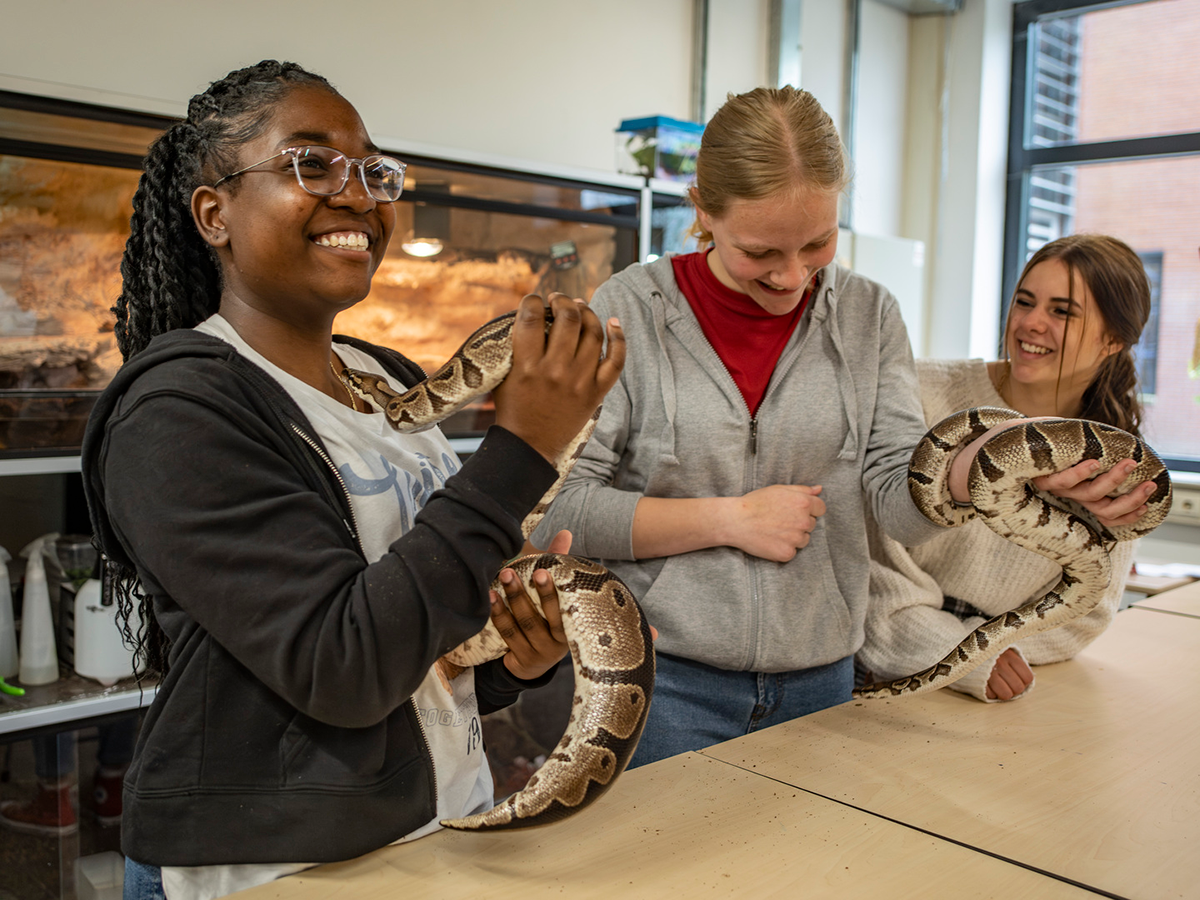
[74,558,136,686]
[0,547,18,679]
[18,533,60,686]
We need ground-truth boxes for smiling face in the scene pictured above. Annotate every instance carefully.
[1005,257,1120,395]
[194,84,396,332]
[696,187,840,315]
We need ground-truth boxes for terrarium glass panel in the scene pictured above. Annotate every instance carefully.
[0,100,639,454]
[334,201,635,436]
[0,154,137,454]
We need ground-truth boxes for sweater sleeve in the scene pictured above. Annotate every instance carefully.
[1010,539,1134,666]
[861,484,1137,703]
[945,540,1132,702]
[859,518,987,684]
[860,297,946,547]
[529,287,642,560]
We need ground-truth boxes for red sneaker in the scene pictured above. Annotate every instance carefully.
[91,766,125,826]
[0,780,77,836]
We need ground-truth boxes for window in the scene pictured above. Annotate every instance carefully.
[1005,0,1200,470]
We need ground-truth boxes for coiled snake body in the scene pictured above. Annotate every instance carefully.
[855,407,1172,699]
[337,310,654,831]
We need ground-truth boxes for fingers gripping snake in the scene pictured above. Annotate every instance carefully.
[336,310,655,831]
[855,406,1173,700]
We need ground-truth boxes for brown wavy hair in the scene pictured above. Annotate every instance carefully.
[1000,233,1151,437]
[688,86,850,245]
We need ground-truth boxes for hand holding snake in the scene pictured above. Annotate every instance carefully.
[492,292,624,464]
[337,295,654,832]
[855,407,1172,700]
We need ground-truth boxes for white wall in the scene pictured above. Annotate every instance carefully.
[852,0,911,237]
[704,0,772,119]
[905,0,1014,361]
[0,0,697,175]
[0,0,999,350]
[798,0,849,132]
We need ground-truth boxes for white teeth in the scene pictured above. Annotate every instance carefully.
[1019,341,1050,355]
[316,232,369,250]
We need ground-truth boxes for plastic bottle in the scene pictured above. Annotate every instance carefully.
[18,533,60,686]
[0,547,18,679]
[73,558,135,686]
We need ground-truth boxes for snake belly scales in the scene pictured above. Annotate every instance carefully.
[336,309,655,831]
[855,406,1173,700]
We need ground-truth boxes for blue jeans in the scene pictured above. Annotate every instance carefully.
[33,714,138,780]
[628,652,854,768]
[124,858,165,900]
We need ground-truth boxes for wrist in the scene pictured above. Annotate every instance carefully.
[502,652,551,683]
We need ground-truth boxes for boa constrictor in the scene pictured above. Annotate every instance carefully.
[855,406,1172,700]
[336,309,655,831]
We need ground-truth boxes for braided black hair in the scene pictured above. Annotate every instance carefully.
[112,60,337,676]
[114,59,337,360]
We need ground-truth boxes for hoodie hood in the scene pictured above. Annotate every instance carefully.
[607,255,861,463]
[81,328,423,571]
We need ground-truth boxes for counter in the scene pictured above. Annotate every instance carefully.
[233,583,1200,900]
[0,668,155,740]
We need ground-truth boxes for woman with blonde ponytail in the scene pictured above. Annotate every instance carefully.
[860,233,1155,704]
[533,86,952,766]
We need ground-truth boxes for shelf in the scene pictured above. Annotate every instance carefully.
[0,455,82,476]
[0,669,156,738]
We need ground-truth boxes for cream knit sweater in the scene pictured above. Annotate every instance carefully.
[859,358,1134,702]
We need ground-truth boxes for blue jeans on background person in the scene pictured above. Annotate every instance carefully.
[124,857,165,900]
[628,652,854,768]
[32,716,137,781]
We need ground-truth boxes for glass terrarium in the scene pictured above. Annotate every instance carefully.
[333,156,640,439]
[0,92,642,456]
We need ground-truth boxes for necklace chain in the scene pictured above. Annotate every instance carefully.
[329,356,358,411]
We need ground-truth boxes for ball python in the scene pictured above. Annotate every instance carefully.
[336,308,655,831]
[855,406,1173,699]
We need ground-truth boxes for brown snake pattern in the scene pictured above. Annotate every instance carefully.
[337,310,654,830]
[855,407,1173,700]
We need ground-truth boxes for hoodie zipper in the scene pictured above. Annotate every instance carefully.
[288,421,439,812]
[289,422,361,545]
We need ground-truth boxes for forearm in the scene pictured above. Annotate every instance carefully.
[631,495,739,558]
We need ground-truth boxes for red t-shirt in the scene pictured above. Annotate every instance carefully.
[671,250,813,416]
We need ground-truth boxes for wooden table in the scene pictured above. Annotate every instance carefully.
[235,752,1094,899]
[236,591,1199,900]
[1133,576,1200,618]
[1122,572,1195,596]
[701,606,1199,900]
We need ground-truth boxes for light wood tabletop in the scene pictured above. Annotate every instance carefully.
[233,752,1097,900]
[1123,573,1195,597]
[701,606,1199,900]
[1133,576,1200,618]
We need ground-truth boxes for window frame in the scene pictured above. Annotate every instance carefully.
[1004,0,1200,472]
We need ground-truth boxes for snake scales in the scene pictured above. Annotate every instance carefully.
[337,309,655,831]
[855,406,1173,700]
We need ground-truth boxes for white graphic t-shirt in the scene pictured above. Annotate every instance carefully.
[161,317,495,900]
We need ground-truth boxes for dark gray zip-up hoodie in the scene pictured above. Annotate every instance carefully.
[82,329,557,866]
[532,256,944,672]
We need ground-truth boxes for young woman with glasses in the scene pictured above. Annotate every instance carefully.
[81,60,623,899]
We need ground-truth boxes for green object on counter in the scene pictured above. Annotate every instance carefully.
[0,676,24,696]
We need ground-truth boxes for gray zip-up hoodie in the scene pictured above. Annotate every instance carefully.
[532,255,945,672]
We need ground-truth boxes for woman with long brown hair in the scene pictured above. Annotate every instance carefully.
[860,233,1155,702]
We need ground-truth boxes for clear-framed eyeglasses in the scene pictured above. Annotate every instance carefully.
[213,145,407,202]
